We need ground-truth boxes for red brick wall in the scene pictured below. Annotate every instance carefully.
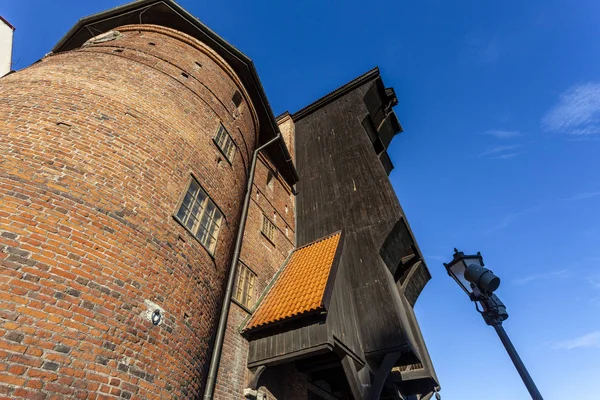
[213,153,296,399]
[0,24,259,399]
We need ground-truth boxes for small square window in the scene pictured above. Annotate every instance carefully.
[266,171,275,191]
[262,214,276,243]
[233,263,256,308]
[214,124,236,163]
[175,177,223,253]
[232,91,243,108]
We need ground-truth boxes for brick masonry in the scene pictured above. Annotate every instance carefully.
[213,149,296,399]
[0,24,260,399]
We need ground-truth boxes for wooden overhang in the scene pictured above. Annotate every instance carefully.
[292,67,403,176]
[244,231,343,332]
[387,303,440,398]
[380,217,432,306]
[50,0,298,186]
[243,231,359,371]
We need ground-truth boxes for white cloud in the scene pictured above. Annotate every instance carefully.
[587,274,600,290]
[563,191,600,201]
[491,152,520,160]
[512,269,570,285]
[487,207,539,233]
[553,331,600,350]
[484,129,521,139]
[542,82,600,135]
[479,144,520,158]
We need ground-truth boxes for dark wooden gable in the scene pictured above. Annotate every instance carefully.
[290,70,439,396]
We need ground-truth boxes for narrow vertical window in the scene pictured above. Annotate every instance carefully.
[261,214,276,243]
[175,177,223,253]
[233,263,256,308]
[266,170,274,191]
[232,90,242,108]
[214,123,236,163]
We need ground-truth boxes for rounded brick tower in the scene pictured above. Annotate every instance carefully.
[0,3,296,398]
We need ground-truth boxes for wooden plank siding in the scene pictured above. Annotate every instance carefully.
[245,70,439,397]
[293,76,422,357]
[247,322,329,367]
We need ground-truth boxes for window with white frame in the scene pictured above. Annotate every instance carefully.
[262,214,276,243]
[175,177,223,253]
[214,123,235,162]
[233,263,256,308]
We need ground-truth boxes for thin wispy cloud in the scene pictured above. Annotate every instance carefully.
[512,269,570,285]
[487,207,539,233]
[491,152,520,160]
[464,31,504,65]
[587,274,600,290]
[542,82,600,135]
[483,129,521,139]
[479,144,520,158]
[552,331,600,350]
[563,191,600,201]
[567,136,600,142]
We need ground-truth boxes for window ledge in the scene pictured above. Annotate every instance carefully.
[231,298,253,314]
[212,138,234,166]
[260,231,276,247]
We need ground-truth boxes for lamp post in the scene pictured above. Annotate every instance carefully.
[444,249,544,400]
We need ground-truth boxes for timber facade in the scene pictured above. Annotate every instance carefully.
[0,1,439,399]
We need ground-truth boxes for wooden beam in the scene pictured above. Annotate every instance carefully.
[420,393,434,400]
[247,365,266,390]
[307,382,342,400]
[368,351,402,400]
[247,343,333,369]
[341,355,364,400]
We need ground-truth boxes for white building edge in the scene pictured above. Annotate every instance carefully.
[0,16,15,77]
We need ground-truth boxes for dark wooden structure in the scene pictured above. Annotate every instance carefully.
[243,68,439,399]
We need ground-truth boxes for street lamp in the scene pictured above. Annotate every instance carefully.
[444,249,543,400]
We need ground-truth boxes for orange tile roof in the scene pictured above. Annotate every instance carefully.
[245,232,342,331]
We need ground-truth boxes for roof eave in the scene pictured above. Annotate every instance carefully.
[291,67,380,121]
[50,0,298,185]
[0,15,16,31]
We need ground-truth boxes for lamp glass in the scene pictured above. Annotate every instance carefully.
[448,259,473,295]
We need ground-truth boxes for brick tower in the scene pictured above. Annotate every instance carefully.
[0,2,296,399]
[1,1,441,399]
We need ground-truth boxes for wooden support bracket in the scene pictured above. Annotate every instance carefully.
[368,351,402,400]
[341,355,365,400]
[247,365,266,391]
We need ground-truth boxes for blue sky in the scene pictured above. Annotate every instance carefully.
[3,0,600,399]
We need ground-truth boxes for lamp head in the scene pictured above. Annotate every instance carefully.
[465,263,500,293]
[444,250,500,296]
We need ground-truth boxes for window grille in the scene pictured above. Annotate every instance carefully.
[262,215,276,243]
[233,263,256,308]
[214,124,235,162]
[176,178,223,253]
